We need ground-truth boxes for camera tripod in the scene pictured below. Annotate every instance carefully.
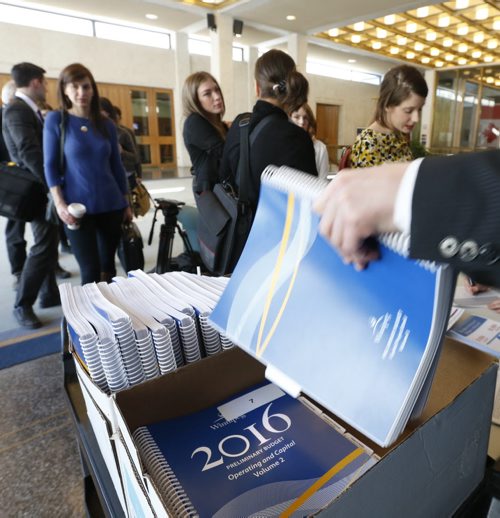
[147,198,197,274]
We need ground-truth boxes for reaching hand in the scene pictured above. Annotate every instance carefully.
[313,163,407,270]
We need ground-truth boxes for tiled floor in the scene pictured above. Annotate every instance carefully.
[0,174,194,517]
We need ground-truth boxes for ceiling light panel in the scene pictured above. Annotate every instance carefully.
[319,0,500,69]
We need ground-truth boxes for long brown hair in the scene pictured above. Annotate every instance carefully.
[255,49,309,114]
[374,65,428,128]
[57,63,107,136]
[182,71,227,139]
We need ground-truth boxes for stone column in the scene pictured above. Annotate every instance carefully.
[287,33,308,73]
[210,13,234,118]
[173,31,191,168]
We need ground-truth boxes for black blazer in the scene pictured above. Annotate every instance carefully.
[183,112,226,193]
[2,97,45,186]
[410,149,500,287]
[219,100,317,213]
[0,107,11,162]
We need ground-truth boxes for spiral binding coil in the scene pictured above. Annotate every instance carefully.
[133,427,198,517]
[262,165,441,273]
[262,164,328,200]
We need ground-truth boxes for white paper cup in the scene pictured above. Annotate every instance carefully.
[67,203,86,230]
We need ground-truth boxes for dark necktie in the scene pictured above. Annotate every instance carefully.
[36,110,44,126]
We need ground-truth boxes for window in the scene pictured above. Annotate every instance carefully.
[95,22,171,49]
[306,60,381,85]
[0,3,92,36]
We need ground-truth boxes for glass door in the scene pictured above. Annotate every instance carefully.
[131,88,176,170]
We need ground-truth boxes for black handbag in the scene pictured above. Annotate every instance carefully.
[0,161,46,221]
[118,221,145,272]
[197,114,277,275]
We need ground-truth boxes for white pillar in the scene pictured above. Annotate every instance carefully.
[173,31,191,168]
[210,13,234,118]
[247,46,259,111]
[287,33,308,74]
[421,69,436,148]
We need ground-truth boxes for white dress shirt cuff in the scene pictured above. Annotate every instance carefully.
[393,158,424,234]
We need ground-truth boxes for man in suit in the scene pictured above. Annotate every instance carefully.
[1,79,28,288]
[313,150,500,287]
[2,62,59,329]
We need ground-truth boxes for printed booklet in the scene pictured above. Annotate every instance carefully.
[210,165,455,447]
[133,382,375,517]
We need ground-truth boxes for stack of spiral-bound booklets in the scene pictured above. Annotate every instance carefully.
[132,381,376,517]
[210,165,456,448]
[59,271,232,394]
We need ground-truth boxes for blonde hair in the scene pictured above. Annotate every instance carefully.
[182,71,227,139]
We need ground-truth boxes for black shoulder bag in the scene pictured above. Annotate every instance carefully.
[197,114,277,275]
[45,109,67,224]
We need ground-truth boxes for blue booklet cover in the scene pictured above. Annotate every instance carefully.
[210,166,454,447]
[134,382,374,517]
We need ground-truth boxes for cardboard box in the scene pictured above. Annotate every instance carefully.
[74,354,116,424]
[112,337,497,517]
[76,360,128,515]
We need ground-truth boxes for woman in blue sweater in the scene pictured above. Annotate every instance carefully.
[44,63,131,283]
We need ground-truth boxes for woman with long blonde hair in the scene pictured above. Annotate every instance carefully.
[182,71,228,194]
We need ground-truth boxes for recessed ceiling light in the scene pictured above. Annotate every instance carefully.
[406,21,417,33]
[487,39,498,49]
[384,14,396,25]
[416,7,429,18]
[471,50,482,58]
[397,36,407,45]
[475,7,488,20]
[484,55,494,62]
[145,13,158,20]
[456,24,469,35]
[353,21,365,31]
[438,15,450,27]
[376,28,387,39]
[426,30,437,41]
[435,60,444,67]
[430,47,440,56]
[406,51,415,59]
[443,38,453,47]
[473,32,484,43]
[414,42,424,51]
[421,57,431,64]
[455,0,469,9]
[494,20,500,31]
[286,15,296,21]
[458,57,467,65]
[445,54,454,61]
[372,41,382,50]
[348,59,356,63]
[390,47,399,54]
[351,34,361,43]
[458,43,468,52]
[328,28,339,37]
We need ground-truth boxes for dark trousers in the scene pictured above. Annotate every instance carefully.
[65,210,123,285]
[5,218,27,275]
[15,217,59,308]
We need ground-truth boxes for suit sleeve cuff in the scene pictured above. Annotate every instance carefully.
[393,158,424,234]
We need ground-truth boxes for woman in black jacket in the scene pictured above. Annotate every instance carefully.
[219,49,317,215]
[182,71,228,194]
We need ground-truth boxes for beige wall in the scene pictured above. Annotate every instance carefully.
[0,21,380,166]
[309,75,378,147]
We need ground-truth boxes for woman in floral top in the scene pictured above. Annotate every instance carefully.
[350,65,428,169]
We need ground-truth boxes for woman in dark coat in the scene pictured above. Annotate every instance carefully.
[182,71,228,194]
